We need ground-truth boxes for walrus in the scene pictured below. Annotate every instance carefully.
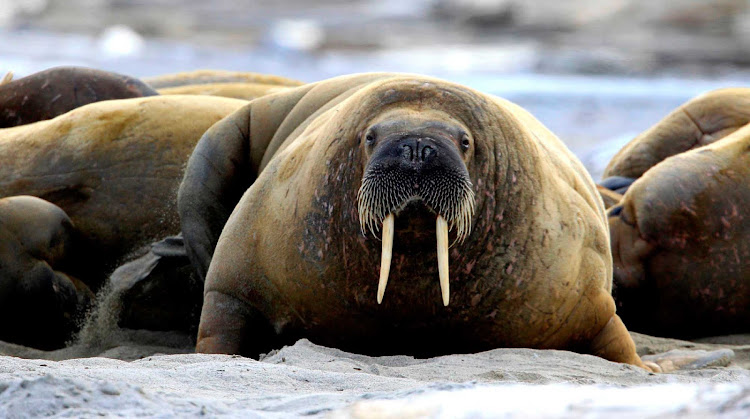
[601,88,750,193]
[0,95,246,348]
[178,73,655,370]
[0,195,94,349]
[609,121,750,339]
[157,82,292,101]
[0,66,158,128]
[143,69,303,89]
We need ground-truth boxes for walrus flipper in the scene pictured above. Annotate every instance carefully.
[178,105,256,281]
[196,290,277,357]
[590,314,659,372]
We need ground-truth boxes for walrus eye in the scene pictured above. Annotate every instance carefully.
[460,134,470,151]
[365,133,376,145]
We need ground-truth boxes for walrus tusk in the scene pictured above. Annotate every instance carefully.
[437,214,450,306]
[377,213,395,304]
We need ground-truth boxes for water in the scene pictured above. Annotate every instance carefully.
[2,27,750,180]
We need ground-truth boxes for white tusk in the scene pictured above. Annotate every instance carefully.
[377,213,395,304]
[437,215,450,306]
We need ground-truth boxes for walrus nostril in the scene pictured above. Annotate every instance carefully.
[421,145,434,161]
[401,144,413,161]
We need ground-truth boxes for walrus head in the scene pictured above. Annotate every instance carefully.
[356,109,475,306]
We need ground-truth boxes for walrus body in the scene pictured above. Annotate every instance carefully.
[602,88,750,194]
[609,115,750,339]
[179,73,652,369]
[0,66,158,128]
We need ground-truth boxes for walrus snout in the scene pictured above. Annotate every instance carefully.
[357,121,475,307]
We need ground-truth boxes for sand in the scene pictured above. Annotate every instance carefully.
[1,330,750,417]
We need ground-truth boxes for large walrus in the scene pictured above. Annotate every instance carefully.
[608,109,750,339]
[178,73,656,370]
[0,95,246,348]
[0,66,158,128]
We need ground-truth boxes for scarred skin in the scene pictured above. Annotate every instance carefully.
[179,73,653,370]
[604,88,750,180]
[609,123,750,338]
[0,95,247,285]
[0,66,158,128]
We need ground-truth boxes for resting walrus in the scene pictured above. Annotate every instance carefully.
[609,119,750,339]
[600,88,750,194]
[178,73,655,370]
[0,66,158,128]
[0,95,246,348]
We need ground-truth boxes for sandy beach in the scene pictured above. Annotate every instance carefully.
[1,333,750,417]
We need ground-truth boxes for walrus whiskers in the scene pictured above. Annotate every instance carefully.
[358,173,474,306]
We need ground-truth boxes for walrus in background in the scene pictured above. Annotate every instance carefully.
[143,69,303,89]
[0,95,246,348]
[157,82,292,101]
[599,88,750,195]
[609,121,750,339]
[0,66,158,128]
[0,196,94,349]
[178,73,656,371]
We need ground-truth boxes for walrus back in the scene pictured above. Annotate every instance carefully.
[0,66,158,128]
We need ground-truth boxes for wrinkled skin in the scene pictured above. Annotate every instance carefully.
[0,66,158,128]
[179,73,652,370]
[609,123,750,338]
[0,95,246,348]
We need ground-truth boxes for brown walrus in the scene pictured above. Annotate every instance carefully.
[609,121,750,339]
[178,73,655,370]
[0,196,94,349]
[0,66,158,128]
[0,95,246,348]
[600,88,750,194]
